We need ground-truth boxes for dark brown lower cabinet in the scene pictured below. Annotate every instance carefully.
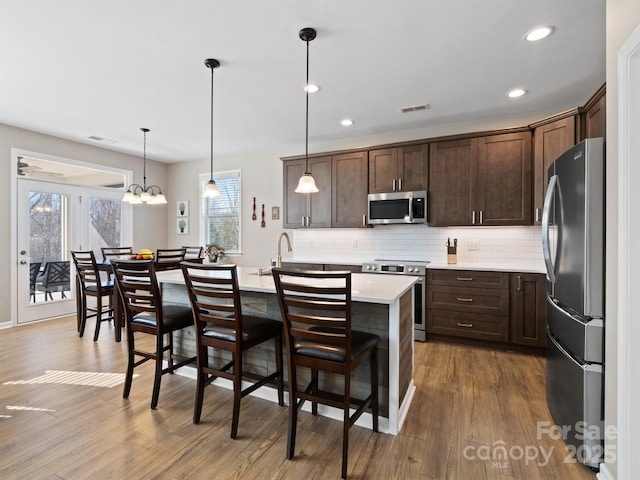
[509,272,547,347]
[426,268,546,352]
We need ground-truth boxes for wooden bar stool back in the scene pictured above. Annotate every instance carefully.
[272,268,380,479]
[155,248,187,271]
[71,250,115,341]
[101,246,133,263]
[181,262,284,438]
[182,246,204,262]
[111,259,196,409]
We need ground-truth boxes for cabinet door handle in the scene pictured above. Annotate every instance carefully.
[398,178,403,190]
[457,297,474,302]
[362,214,367,227]
[457,322,473,328]
[479,210,484,224]
[457,276,473,281]
[472,210,476,224]
[535,207,541,223]
[301,216,305,227]
[517,275,522,291]
[392,179,397,191]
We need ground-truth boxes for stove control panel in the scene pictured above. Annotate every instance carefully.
[361,261,428,276]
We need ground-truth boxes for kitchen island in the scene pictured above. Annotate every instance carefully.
[156,267,417,435]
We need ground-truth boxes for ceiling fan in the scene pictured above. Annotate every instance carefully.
[17,157,63,178]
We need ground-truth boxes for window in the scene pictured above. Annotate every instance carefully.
[200,170,241,254]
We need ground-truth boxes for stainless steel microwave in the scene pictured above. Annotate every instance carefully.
[367,190,428,225]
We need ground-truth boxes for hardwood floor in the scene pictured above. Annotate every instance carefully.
[0,316,596,479]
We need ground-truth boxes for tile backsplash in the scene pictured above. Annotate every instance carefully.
[291,225,545,270]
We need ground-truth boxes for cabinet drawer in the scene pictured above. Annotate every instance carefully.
[427,310,508,342]
[427,285,509,315]
[427,269,509,289]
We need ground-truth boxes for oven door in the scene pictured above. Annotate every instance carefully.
[413,277,426,341]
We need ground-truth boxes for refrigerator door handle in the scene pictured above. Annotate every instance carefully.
[542,175,558,284]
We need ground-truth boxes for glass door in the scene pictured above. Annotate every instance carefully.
[17,180,80,323]
[16,179,128,324]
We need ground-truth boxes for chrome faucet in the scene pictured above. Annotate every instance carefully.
[276,231,292,268]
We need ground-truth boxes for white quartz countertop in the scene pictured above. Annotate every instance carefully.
[282,257,546,274]
[425,263,546,274]
[156,266,418,305]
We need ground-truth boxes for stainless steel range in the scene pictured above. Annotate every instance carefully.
[361,259,429,341]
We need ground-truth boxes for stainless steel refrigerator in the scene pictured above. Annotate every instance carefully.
[541,137,605,470]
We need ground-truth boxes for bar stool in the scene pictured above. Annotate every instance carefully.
[272,268,379,479]
[111,259,196,409]
[181,262,284,438]
[71,251,115,341]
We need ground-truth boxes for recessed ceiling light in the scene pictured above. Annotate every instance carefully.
[303,84,320,93]
[507,88,527,98]
[524,26,554,42]
[340,119,354,127]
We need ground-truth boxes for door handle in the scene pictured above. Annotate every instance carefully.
[392,179,397,191]
[542,175,558,283]
[472,210,476,224]
[20,260,27,265]
[398,178,403,190]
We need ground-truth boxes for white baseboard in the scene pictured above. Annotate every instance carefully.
[174,363,392,434]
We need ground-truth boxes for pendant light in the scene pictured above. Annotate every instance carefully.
[122,128,167,205]
[295,27,319,194]
[202,58,221,198]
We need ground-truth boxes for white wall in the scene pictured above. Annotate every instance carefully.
[0,123,170,325]
[602,1,640,479]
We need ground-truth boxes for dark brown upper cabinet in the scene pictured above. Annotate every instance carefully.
[581,86,606,141]
[282,156,332,228]
[332,151,368,228]
[532,115,577,225]
[368,144,428,194]
[429,131,531,226]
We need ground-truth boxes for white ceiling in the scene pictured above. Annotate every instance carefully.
[0,0,605,164]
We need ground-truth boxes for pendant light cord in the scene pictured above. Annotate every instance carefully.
[305,38,310,172]
[210,63,215,182]
[142,128,147,190]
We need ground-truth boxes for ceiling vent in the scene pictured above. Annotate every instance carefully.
[400,104,431,114]
[88,135,117,144]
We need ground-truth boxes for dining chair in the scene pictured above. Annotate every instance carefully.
[272,268,379,479]
[155,248,187,271]
[71,250,115,341]
[111,259,196,409]
[181,262,284,438]
[101,246,133,263]
[36,261,71,301]
[29,262,41,303]
[182,246,204,262]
